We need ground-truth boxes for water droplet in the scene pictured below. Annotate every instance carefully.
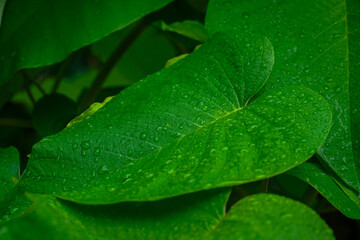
[140,133,147,140]
[184,173,191,178]
[10,208,19,215]
[81,150,86,156]
[94,148,100,156]
[168,169,175,175]
[81,140,90,149]
[72,144,78,150]
[221,146,229,151]
[107,187,116,192]
[145,173,154,179]
[98,165,109,175]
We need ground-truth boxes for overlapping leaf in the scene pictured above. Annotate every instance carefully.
[0,191,334,240]
[0,147,32,225]
[0,0,173,85]
[288,160,360,219]
[21,31,332,204]
[208,194,334,240]
[0,189,231,240]
[0,147,19,203]
[206,0,360,192]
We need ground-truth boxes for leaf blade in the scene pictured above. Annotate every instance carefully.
[208,194,334,240]
[0,0,173,85]
[23,32,331,204]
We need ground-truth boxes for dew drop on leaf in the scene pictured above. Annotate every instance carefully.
[80,140,90,149]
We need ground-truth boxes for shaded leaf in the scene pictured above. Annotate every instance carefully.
[22,32,331,204]
[206,0,360,192]
[0,147,32,225]
[0,147,19,203]
[0,0,173,85]
[0,188,230,240]
[287,160,360,219]
[0,193,33,225]
[208,194,334,240]
[32,94,79,137]
[160,20,208,42]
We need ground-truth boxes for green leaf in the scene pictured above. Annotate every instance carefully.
[0,0,6,29]
[22,32,331,204]
[348,0,360,193]
[207,194,334,240]
[287,160,360,219]
[0,188,231,240]
[0,0,173,85]
[0,147,32,225]
[0,147,19,203]
[32,94,79,137]
[160,20,208,42]
[0,192,33,225]
[205,0,360,192]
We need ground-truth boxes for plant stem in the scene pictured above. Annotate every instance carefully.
[261,178,269,193]
[22,70,46,96]
[0,118,33,128]
[79,19,149,110]
[23,72,36,105]
[301,185,318,206]
[51,51,77,93]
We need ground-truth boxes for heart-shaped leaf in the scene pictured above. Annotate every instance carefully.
[0,0,173,85]
[206,0,360,192]
[22,32,331,204]
[207,194,334,240]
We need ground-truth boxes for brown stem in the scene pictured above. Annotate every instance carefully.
[261,178,269,193]
[301,185,318,206]
[22,72,36,105]
[51,51,77,93]
[0,118,33,128]
[79,19,149,110]
[22,70,46,96]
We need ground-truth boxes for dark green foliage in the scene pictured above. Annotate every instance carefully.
[0,0,358,239]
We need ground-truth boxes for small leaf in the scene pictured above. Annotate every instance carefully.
[0,147,32,225]
[0,193,33,225]
[0,188,230,239]
[0,0,174,85]
[287,160,360,219]
[22,32,331,204]
[0,147,19,203]
[32,94,79,137]
[206,0,360,192]
[160,20,208,42]
[207,194,334,240]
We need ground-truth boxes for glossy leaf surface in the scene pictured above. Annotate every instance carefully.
[0,189,230,240]
[206,0,360,192]
[0,0,173,85]
[0,147,32,225]
[23,32,331,204]
[288,160,360,219]
[208,194,334,240]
